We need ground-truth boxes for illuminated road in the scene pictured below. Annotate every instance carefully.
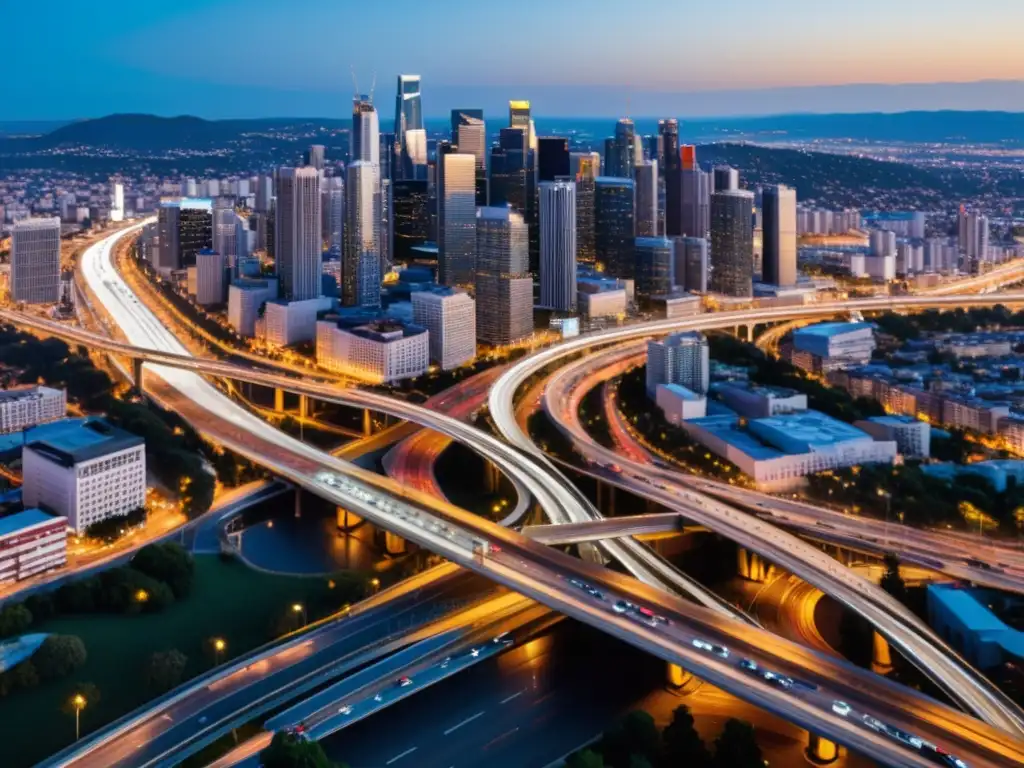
[35,226,1024,766]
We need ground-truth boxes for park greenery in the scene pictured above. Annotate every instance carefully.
[563,706,764,768]
[0,325,263,518]
[83,506,147,543]
[259,731,348,768]
[869,305,1024,342]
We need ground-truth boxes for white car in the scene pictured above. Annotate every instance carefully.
[831,701,851,717]
[338,705,352,715]
[691,638,730,658]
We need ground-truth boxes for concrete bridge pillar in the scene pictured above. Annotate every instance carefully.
[596,483,616,516]
[274,388,285,413]
[363,408,374,436]
[336,506,364,532]
[666,663,693,689]
[299,394,311,419]
[294,492,302,519]
[806,733,839,764]
[737,547,751,580]
[385,530,407,556]
[484,461,501,494]
[132,358,144,395]
[872,630,893,675]
[738,548,771,583]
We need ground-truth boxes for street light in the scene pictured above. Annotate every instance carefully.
[212,637,226,665]
[135,588,149,604]
[369,578,380,594]
[292,603,306,627]
[71,693,87,740]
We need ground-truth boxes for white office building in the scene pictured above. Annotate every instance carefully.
[260,296,332,347]
[539,180,578,311]
[656,384,707,425]
[316,320,429,383]
[646,331,709,397]
[228,277,279,337]
[11,217,61,304]
[22,419,146,534]
[411,288,476,370]
[0,386,66,434]
[792,322,876,370]
[109,181,125,222]
[855,415,931,459]
[275,167,322,302]
[212,207,237,267]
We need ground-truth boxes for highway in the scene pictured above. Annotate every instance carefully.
[41,226,1024,765]
[533,344,1024,740]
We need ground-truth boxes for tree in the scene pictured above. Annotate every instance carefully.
[24,593,56,622]
[661,705,710,768]
[259,731,342,768]
[131,542,195,599]
[33,635,87,681]
[0,660,39,696]
[0,603,33,638]
[55,577,101,614]
[602,711,661,767]
[565,749,605,768]
[713,720,764,768]
[144,649,188,693]
[880,553,907,605]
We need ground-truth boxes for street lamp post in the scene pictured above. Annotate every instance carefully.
[213,637,226,665]
[292,603,306,627]
[71,694,86,741]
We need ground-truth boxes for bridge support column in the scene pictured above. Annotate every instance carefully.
[336,506,363,532]
[737,547,751,580]
[363,408,373,436]
[666,663,693,689]
[274,388,285,413]
[806,733,839,764]
[299,395,310,420]
[385,531,407,556]
[294,492,301,519]
[132,358,144,395]
[872,631,893,674]
[484,461,501,494]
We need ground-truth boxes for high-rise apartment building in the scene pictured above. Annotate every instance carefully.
[959,207,991,268]
[109,180,125,222]
[713,165,739,192]
[634,237,674,298]
[710,189,755,297]
[343,161,381,307]
[475,207,532,346]
[412,288,477,370]
[194,248,226,306]
[437,151,477,289]
[634,161,658,238]
[10,217,60,304]
[594,177,636,279]
[275,167,322,302]
[646,331,710,397]
[539,180,577,311]
[681,167,711,238]
[761,184,798,287]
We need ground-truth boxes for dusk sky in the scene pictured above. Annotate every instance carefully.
[7,0,1024,120]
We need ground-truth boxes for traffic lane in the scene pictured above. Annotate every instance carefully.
[480,544,1021,767]
[67,570,484,768]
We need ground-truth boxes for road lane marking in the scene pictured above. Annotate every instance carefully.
[444,710,484,735]
[386,747,418,764]
[500,690,523,704]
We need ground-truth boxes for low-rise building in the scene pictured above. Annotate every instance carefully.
[855,415,931,458]
[655,384,707,425]
[316,319,429,383]
[0,508,68,582]
[411,288,476,370]
[792,321,876,372]
[22,419,146,534]
[715,382,807,419]
[646,331,709,397]
[227,277,278,337]
[927,584,1024,671]
[649,291,702,320]
[260,297,332,347]
[0,386,66,434]
[681,409,897,491]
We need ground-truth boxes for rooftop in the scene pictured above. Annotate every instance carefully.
[161,197,213,211]
[749,410,872,453]
[928,584,1024,659]
[793,321,875,339]
[0,385,63,404]
[0,508,63,538]
[867,415,926,427]
[346,320,427,343]
[594,176,634,187]
[659,384,703,401]
[0,417,88,456]
[25,419,143,467]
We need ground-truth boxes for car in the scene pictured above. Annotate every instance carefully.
[197,716,209,725]
[494,632,513,646]
[762,670,794,689]
[832,701,851,717]
[373,692,384,702]
[586,586,606,600]
[440,656,452,669]
[338,705,352,715]
[397,676,413,687]
[469,647,482,658]
[920,745,969,767]
[739,658,759,673]
[692,638,730,658]
[613,600,631,614]
[569,578,586,589]
[490,544,502,553]
[609,464,622,473]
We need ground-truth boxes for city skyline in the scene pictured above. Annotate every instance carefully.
[6,0,1024,120]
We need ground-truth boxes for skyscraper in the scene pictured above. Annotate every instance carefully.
[634,237,674,298]
[275,167,322,302]
[157,198,213,271]
[256,176,273,213]
[646,332,710,396]
[394,75,423,175]
[475,207,532,346]
[761,184,798,287]
[452,110,487,205]
[412,288,476,370]
[605,119,636,178]
[681,167,711,238]
[509,101,532,147]
[634,161,658,238]
[322,176,344,258]
[709,189,755,297]
[660,120,682,237]
[10,217,60,304]
[959,207,991,268]
[713,165,739,192]
[489,129,528,213]
[572,153,600,265]
[391,180,428,264]
[537,137,570,183]
[351,96,380,165]
[594,177,635,278]
[213,205,238,267]
[673,236,708,293]
[305,145,326,170]
[109,180,125,222]
[539,180,577,312]
[437,151,477,289]
[342,162,381,308]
